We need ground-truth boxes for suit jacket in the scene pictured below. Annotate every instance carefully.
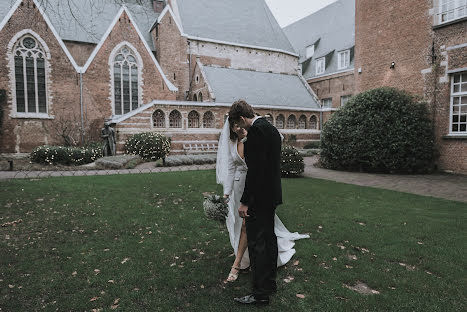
[240,118,282,209]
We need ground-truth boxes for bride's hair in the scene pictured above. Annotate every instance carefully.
[228,118,238,141]
[228,99,255,122]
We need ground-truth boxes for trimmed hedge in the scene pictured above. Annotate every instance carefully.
[320,87,435,173]
[30,145,103,165]
[281,145,304,177]
[124,132,170,161]
[303,141,320,149]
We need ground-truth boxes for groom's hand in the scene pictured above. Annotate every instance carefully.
[238,203,249,218]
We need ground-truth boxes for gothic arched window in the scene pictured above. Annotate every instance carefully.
[299,115,307,129]
[287,115,297,129]
[310,115,318,129]
[169,110,182,128]
[193,94,197,102]
[276,114,285,129]
[13,36,47,114]
[265,113,274,124]
[188,110,200,128]
[153,109,165,128]
[113,46,139,115]
[203,111,214,128]
[198,92,203,102]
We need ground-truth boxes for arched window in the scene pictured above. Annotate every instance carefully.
[298,115,307,129]
[265,113,274,124]
[203,111,215,128]
[276,114,285,129]
[188,110,200,128]
[198,92,203,102]
[113,46,139,115]
[153,109,165,128]
[169,110,182,128]
[13,35,47,114]
[287,115,297,129]
[310,115,318,129]
[193,94,197,101]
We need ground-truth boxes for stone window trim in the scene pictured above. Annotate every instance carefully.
[310,115,318,130]
[337,50,350,70]
[188,110,200,128]
[434,0,467,27]
[7,29,53,119]
[169,109,182,128]
[316,57,325,75]
[276,114,285,129]
[287,114,297,129]
[203,111,215,128]
[109,41,144,117]
[152,109,165,128]
[449,72,467,135]
[298,115,307,129]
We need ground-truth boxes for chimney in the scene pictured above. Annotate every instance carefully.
[152,0,166,14]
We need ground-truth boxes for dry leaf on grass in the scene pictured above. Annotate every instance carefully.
[90,296,99,302]
[121,258,130,264]
[296,294,305,299]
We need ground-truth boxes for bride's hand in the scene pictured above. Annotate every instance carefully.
[223,194,230,203]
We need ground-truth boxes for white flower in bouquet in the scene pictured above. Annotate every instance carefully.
[203,194,228,223]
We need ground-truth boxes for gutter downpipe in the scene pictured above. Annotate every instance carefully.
[79,71,85,145]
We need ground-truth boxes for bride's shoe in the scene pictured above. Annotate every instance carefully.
[225,266,240,283]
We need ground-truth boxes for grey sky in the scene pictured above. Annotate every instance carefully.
[265,0,338,27]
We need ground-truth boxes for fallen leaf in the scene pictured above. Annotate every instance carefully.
[8,284,14,289]
[121,258,130,264]
[90,296,99,302]
[200,285,205,289]
[108,280,115,283]
[94,269,101,275]
[113,298,120,305]
[296,294,305,299]
[293,260,299,266]
[332,257,337,261]
[72,271,77,277]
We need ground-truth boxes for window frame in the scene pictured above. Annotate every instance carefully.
[169,110,182,128]
[437,0,467,25]
[203,111,215,128]
[337,50,350,70]
[321,98,333,108]
[450,72,467,135]
[188,110,200,128]
[340,95,352,107]
[316,57,325,75]
[11,34,50,118]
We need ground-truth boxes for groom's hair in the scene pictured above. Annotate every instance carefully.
[228,100,255,122]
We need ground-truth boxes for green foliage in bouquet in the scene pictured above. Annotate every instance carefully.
[281,145,304,177]
[30,145,103,165]
[124,132,170,161]
[203,194,228,223]
[320,87,435,173]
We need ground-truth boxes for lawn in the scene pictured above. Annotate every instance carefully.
[1,170,466,311]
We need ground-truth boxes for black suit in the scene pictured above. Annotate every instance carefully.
[240,117,282,299]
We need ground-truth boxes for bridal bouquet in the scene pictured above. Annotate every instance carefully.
[203,194,228,223]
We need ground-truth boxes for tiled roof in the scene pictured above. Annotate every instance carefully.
[174,0,295,54]
[202,66,320,109]
[283,0,355,80]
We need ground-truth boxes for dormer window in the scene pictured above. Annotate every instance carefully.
[338,50,350,69]
[316,57,325,75]
[306,44,314,58]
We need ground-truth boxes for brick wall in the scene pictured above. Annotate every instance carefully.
[355,0,467,174]
[308,70,355,108]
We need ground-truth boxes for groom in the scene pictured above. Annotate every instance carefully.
[228,100,282,305]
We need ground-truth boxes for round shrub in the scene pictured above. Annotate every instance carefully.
[30,145,103,165]
[124,132,170,161]
[281,145,304,177]
[320,87,435,173]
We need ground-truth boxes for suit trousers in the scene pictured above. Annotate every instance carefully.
[245,204,278,298]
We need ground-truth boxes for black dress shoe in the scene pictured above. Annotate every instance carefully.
[234,294,269,305]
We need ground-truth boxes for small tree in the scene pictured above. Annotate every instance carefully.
[320,87,435,173]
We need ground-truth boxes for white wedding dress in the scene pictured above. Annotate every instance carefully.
[216,122,309,269]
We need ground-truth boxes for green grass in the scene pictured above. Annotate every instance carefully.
[1,171,466,311]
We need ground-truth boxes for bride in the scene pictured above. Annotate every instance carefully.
[216,117,309,282]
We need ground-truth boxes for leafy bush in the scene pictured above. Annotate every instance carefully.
[281,145,304,177]
[320,87,435,173]
[30,145,103,165]
[303,141,320,149]
[124,132,170,161]
[161,154,217,167]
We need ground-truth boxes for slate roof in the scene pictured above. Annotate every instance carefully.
[283,0,355,80]
[202,66,320,109]
[0,0,159,50]
[174,0,295,55]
